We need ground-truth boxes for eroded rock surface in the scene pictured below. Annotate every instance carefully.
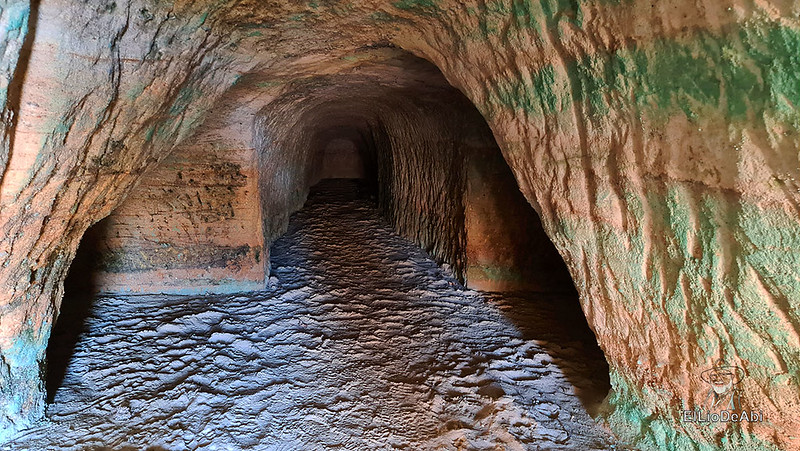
[4,181,614,449]
[0,0,797,448]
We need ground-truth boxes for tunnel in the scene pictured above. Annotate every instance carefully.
[1,1,798,450]
[31,51,614,449]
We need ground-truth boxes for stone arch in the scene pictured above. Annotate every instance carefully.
[0,2,796,448]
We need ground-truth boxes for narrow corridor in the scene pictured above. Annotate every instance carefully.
[6,180,616,450]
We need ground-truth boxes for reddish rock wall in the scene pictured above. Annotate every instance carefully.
[0,2,248,435]
[317,138,366,181]
[464,131,576,293]
[0,1,797,448]
[78,120,264,294]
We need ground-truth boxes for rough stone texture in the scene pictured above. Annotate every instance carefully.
[0,1,31,179]
[4,180,615,449]
[0,1,246,436]
[0,0,797,448]
[402,4,800,449]
[252,53,521,283]
[318,138,366,180]
[73,97,264,295]
[79,48,562,296]
[464,121,577,292]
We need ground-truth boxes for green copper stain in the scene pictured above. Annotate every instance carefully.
[392,0,441,15]
[490,19,798,127]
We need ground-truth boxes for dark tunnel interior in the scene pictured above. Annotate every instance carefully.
[40,50,613,449]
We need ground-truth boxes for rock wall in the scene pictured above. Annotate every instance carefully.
[0,0,797,448]
[385,1,800,449]
[74,110,264,294]
[0,1,247,436]
[365,96,470,279]
[463,123,577,292]
[317,139,366,180]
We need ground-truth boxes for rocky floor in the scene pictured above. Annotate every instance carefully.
[4,180,619,450]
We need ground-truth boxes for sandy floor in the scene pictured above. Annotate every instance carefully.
[4,180,619,450]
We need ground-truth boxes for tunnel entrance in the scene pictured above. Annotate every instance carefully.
[36,49,613,448]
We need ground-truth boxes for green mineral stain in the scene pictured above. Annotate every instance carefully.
[601,22,796,124]
[486,0,511,14]
[53,120,72,136]
[539,0,583,28]
[3,3,30,33]
[126,83,146,100]
[490,20,798,127]
[256,81,283,88]
[0,2,29,108]
[738,22,800,123]
[168,86,198,117]
[557,180,800,449]
[556,218,576,240]
[510,0,541,32]
[489,64,569,116]
[604,366,783,450]
[738,202,800,302]
[0,324,49,439]
[5,326,47,368]
[392,0,441,15]
[566,57,612,117]
[663,288,689,334]
[475,0,511,36]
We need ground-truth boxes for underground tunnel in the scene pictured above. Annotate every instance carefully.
[35,52,613,448]
[1,1,798,450]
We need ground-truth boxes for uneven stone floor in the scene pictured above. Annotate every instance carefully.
[4,180,619,450]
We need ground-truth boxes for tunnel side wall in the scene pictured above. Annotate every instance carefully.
[2,2,798,448]
[367,100,575,291]
[369,103,468,279]
[463,132,576,292]
[256,103,321,275]
[395,4,800,450]
[0,2,249,436]
[78,121,265,294]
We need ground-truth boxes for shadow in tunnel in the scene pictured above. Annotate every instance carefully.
[269,178,379,280]
[484,290,612,416]
[45,219,108,402]
[252,48,613,440]
[270,179,611,418]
